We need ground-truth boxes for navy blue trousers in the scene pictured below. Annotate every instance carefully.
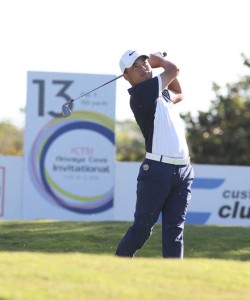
[115,159,194,258]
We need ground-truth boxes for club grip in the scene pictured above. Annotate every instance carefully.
[153,52,167,58]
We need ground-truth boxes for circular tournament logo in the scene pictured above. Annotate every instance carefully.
[29,111,115,214]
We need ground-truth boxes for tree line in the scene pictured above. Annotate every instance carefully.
[1,54,249,165]
[0,122,23,155]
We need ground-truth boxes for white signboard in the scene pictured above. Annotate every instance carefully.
[23,71,116,220]
[0,156,23,220]
[187,164,250,226]
[0,166,5,217]
[114,163,250,226]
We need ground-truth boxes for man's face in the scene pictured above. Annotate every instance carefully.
[124,57,152,86]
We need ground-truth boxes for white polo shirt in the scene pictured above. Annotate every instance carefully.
[129,75,189,159]
[152,75,189,158]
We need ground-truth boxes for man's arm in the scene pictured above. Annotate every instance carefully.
[168,78,183,104]
[148,54,183,104]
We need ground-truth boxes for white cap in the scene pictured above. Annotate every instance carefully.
[119,50,149,73]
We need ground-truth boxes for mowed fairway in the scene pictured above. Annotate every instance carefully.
[0,221,249,300]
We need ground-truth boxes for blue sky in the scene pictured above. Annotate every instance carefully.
[0,0,249,127]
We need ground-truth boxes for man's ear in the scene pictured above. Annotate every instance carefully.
[123,72,129,81]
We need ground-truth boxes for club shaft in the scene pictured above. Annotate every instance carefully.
[71,74,123,102]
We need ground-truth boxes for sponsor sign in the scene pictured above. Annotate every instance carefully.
[187,164,250,226]
[0,167,5,216]
[23,71,116,220]
[114,163,250,226]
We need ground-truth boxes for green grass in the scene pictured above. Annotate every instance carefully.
[0,221,249,300]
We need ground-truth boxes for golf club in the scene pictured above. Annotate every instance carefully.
[61,51,167,117]
[62,74,123,117]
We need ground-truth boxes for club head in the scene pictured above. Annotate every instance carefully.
[62,103,72,117]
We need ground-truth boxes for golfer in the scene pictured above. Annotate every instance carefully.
[115,50,194,258]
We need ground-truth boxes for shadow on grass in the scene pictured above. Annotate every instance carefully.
[0,220,249,260]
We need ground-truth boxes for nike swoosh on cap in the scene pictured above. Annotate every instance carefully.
[129,51,135,56]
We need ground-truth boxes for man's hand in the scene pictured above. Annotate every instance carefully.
[148,53,165,69]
